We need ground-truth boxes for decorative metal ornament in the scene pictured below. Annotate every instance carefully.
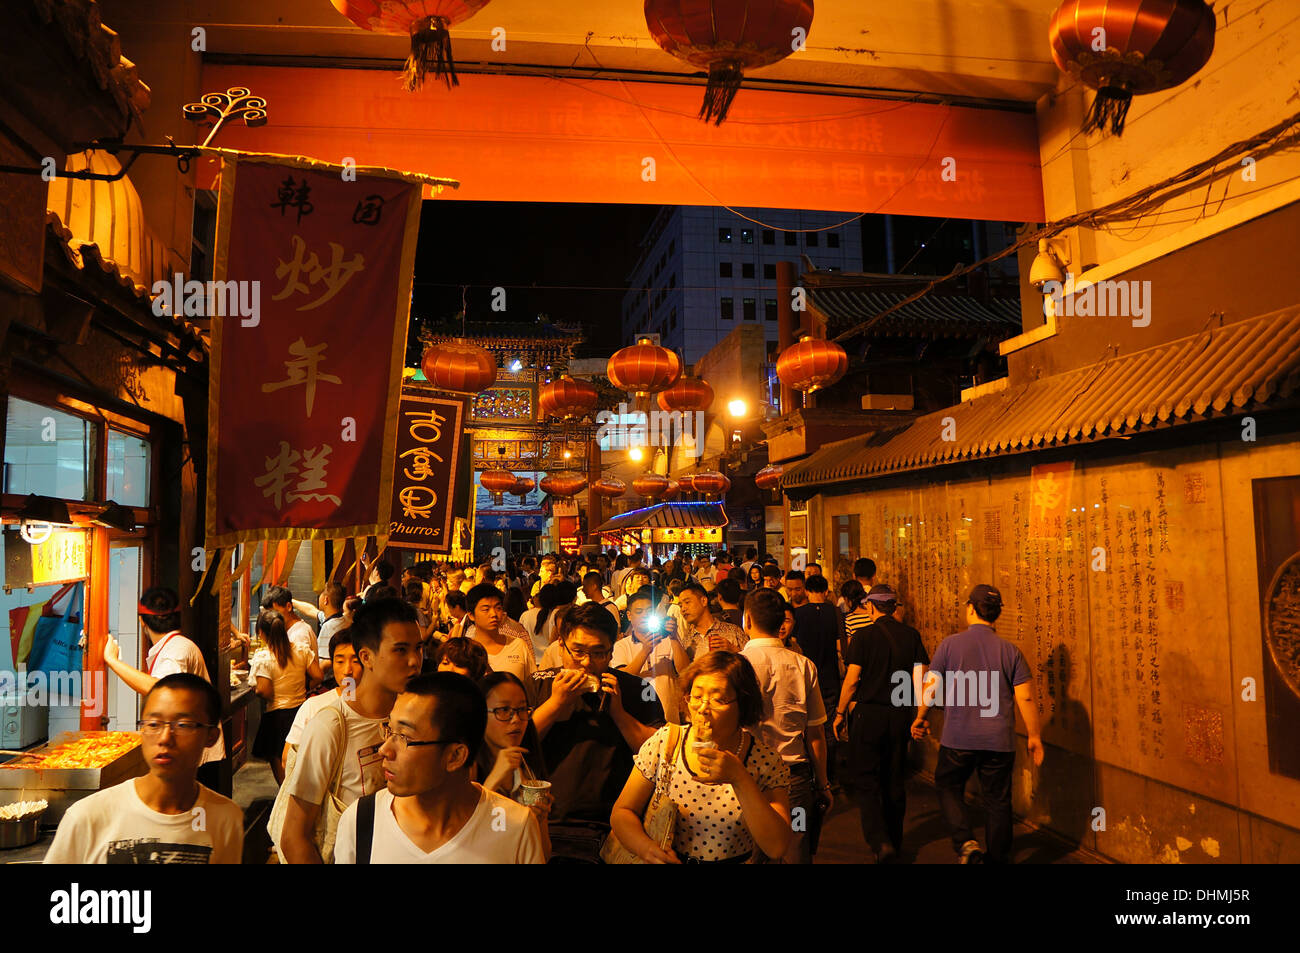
[182,87,268,148]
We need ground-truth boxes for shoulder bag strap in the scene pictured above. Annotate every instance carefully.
[649,724,681,812]
[325,702,349,798]
[356,792,377,866]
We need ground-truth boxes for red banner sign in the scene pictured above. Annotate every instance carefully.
[387,389,465,552]
[206,156,421,547]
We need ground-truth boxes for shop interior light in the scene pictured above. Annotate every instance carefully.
[93,501,137,533]
[728,398,747,418]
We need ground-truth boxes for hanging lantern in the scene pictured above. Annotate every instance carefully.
[329,1,492,90]
[755,463,784,491]
[510,476,536,502]
[663,478,682,500]
[656,376,714,414]
[480,467,517,505]
[1048,0,1215,137]
[607,337,683,397]
[645,0,815,125]
[677,473,696,493]
[776,335,847,394]
[421,338,497,394]
[590,478,627,499]
[540,473,588,497]
[632,473,671,500]
[691,470,730,498]
[539,375,599,421]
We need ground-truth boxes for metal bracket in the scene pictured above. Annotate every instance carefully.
[0,85,265,181]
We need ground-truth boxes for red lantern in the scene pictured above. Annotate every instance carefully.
[645,0,815,124]
[632,473,671,500]
[480,467,517,505]
[755,463,783,491]
[656,376,714,413]
[1049,0,1215,136]
[590,478,627,499]
[540,474,587,497]
[421,339,497,394]
[539,375,599,421]
[607,338,682,397]
[663,479,682,500]
[691,470,730,498]
[330,1,492,90]
[776,335,847,394]
[677,473,696,493]
[511,476,535,502]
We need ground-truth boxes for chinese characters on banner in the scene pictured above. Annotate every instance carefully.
[387,389,465,553]
[206,158,423,546]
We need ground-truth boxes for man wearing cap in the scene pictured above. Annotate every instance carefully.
[911,584,1043,864]
[832,584,929,863]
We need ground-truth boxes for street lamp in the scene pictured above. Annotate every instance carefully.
[629,446,644,462]
[727,398,747,419]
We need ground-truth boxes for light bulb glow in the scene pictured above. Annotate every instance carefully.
[728,398,747,418]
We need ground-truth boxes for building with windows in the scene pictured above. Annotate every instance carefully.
[621,207,864,364]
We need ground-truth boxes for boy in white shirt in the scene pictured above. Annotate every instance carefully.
[334,672,544,864]
[46,673,242,864]
[278,598,422,864]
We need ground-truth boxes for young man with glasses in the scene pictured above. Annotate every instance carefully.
[334,672,544,863]
[46,674,243,863]
[278,598,422,864]
[532,602,665,862]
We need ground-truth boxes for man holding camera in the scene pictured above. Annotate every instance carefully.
[532,601,665,862]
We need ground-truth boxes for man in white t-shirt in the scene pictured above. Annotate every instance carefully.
[290,582,348,665]
[335,671,544,863]
[461,584,536,693]
[104,587,225,768]
[580,572,621,629]
[46,673,242,864]
[282,628,364,777]
[279,598,422,864]
[264,585,315,655]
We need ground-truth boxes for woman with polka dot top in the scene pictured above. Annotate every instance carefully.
[610,651,792,864]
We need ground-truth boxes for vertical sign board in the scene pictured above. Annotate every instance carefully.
[386,390,465,553]
[206,156,423,549]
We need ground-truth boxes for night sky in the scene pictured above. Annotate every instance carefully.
[409,201,662,361]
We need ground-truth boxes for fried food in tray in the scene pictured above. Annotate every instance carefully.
[2,732,141,771]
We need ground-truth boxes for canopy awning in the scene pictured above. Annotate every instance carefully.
[596,502,728,535]
[785,303,1300,490]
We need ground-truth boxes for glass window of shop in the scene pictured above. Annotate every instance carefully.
[106,430,150,507]
[3,397,98,499]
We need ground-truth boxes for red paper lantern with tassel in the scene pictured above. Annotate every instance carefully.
[755,463,783,491]
[540,474,588,498]
[539,375,599,421]
[644,0,815,124]
[511,476,536,502]
[330,0,492,90]
[590,478,627,499]
[656,376,714,414]
[607,337,683,397]
[776,335,847,394]
[1048,0,1215,137]
[632,473,671,500]
[479,468,517,505]
[691,470,730,498]
[421,339,497,394]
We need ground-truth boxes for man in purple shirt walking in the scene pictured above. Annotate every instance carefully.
[911,585,1044,864]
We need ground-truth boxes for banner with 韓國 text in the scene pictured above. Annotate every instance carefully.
[205,155,424,547]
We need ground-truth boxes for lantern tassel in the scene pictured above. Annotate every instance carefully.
[700,62,745,125]
[405,15,458,91]
[1084,85,1133,137]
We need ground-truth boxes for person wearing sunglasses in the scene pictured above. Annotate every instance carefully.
[334,672,544,864]
[46,674,243,864]
[531,602,666,863]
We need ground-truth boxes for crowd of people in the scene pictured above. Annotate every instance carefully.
[47,547,1044,866]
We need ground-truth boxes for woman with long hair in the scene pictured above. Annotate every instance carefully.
[250,608,322,784]
[611,651,791,863]
[747,563,764,591]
